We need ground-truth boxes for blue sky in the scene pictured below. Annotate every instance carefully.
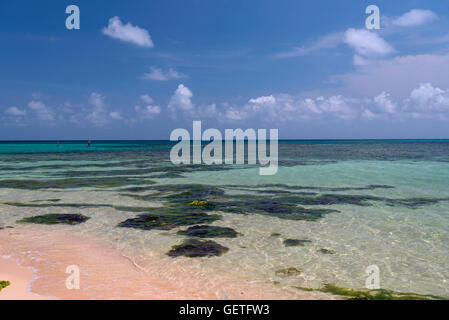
[1,0,449,139]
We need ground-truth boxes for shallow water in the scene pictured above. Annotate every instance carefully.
[1,140,448,297]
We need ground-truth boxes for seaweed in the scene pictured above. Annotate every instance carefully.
[295,284,446,300]
[18,213,90,225]
[167,238,229,257]
[0,281,11,292]
[275,267,301,278]
[177,225,240,238]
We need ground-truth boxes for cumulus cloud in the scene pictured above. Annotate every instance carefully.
[392,9,438,27]
[142,67,186,81]
[409,83,449,112]
[135,105,161,119]
[102,16,153,47]
[373,92,397,114]
[5,106,26,116]
[28,100,54,121]
[135,95,161,119]
[168,84,194,116]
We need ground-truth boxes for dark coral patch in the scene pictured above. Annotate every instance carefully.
[177,225,239,238]
[18,213,90,225]
[117,212,221,231]
[283,239,312,247]
[318,248,336,254]
[167,239,229,257]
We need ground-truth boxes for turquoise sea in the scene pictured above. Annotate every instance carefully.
[1,140,449,297]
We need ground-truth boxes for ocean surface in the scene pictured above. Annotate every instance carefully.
[1,140,449,297]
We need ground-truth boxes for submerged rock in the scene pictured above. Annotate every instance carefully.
[283,239,312,247]
[167,239,229,257]
[177,225,240,238]
[275,267,301,278]
[18,214,90,225]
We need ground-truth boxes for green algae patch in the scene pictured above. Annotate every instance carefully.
[117,212,221,231]
[275,267,301,278]
[0,281,11,292]
[167,238,229,258]
[295,284,446,300]
[318,248,336,254]
[18,213,90,225]
[177,225,240,238]
[188,200,215,209]
[283,239,312,247]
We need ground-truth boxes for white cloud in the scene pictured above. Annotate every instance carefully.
[109,111,123,120]
[206,94,358,123]
[87,92,109,126]
[133,94,161,120]
[168,84,194,116]
[224,106,248,121]
[362,108,378,119]
[373,92,397,114]
[140,94,154,104]
[102,16,153,47]
[142,67,186,81]
[344,28,395,59]
[409,83,449,112]
[392,9,438,27]
[5,106,26,116]
[197,82,449,123]
[248,95,276,105]
[28,100,54,121]
[331,53,449,98]
[135,105,161,119]
[275,32,343,58]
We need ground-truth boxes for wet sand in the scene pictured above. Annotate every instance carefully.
[0,226,331,300]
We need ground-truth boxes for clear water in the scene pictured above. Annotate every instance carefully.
[1,140,448,297]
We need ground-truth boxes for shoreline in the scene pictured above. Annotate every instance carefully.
[0,226,331,300]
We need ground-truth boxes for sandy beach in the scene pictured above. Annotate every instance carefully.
[0,226,329,300]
